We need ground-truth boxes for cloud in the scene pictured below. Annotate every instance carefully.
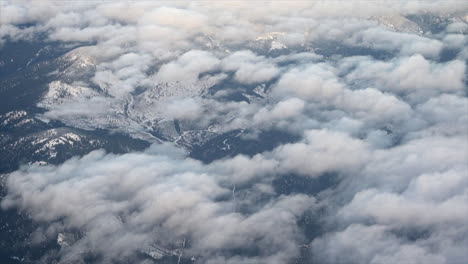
[350,27,444,58]
[273,129,370,177]
[159,97,204,120]
[222,51,280,84]
[272,64,344,102]
[139,7,208,32]
[310,224,449,264]
[308,134,468,264]
[155,50,220,83]
[2,144,315,263]
[342,55,466,103]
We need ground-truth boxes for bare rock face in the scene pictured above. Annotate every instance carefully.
[374,14,424,34]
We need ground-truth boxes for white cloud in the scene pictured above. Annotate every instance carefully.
[272,64,344,102]
[222,51,280,84]
[155,50,220,83]
[2,144,315,263]
[274,129,370,177]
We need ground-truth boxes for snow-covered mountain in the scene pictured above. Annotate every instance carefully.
[0,110,149,173]
[29,10,468,149]
[34,48,232,148]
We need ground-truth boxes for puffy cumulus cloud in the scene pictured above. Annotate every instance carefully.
[41,96,112,121]
[139,7,208,32]
[411,94,468,138]
[342,54,466,103]
[210,128,372,180]
[310,224,449,264]
[309,134,468,264]
[340,188,468,228]
[349,27,444,58]
[273,129,371,177]
[358,136,468,192]
[155,50,220,83]
[49,24,123,43]
[209,154,278,185]
[442,33,467,49]
[159,97,204,121]
[269,98,305,119]
[222,50,280,84]
[95,2,147,24]
[316,187,468,264]
[92,52,154,96]
[272,64,344,102]
[0,1,59,25]
[336,88,412,122]
[2,144,315,263]
[386,56,466,93]
[301,16,447,58]
[252,97,306,130]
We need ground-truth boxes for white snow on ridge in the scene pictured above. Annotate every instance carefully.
[270,40,288,51]
[57,233,70,247]
[32,131,83,158]
[255,32,286,41]
[37,76,224,146]
[39,81,99,107]
[1,111,27,125]
[28,161,48,166]
[255,32,288,52]
[61,46,97,69]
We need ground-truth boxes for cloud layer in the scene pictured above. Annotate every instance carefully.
[1,1,467,263]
